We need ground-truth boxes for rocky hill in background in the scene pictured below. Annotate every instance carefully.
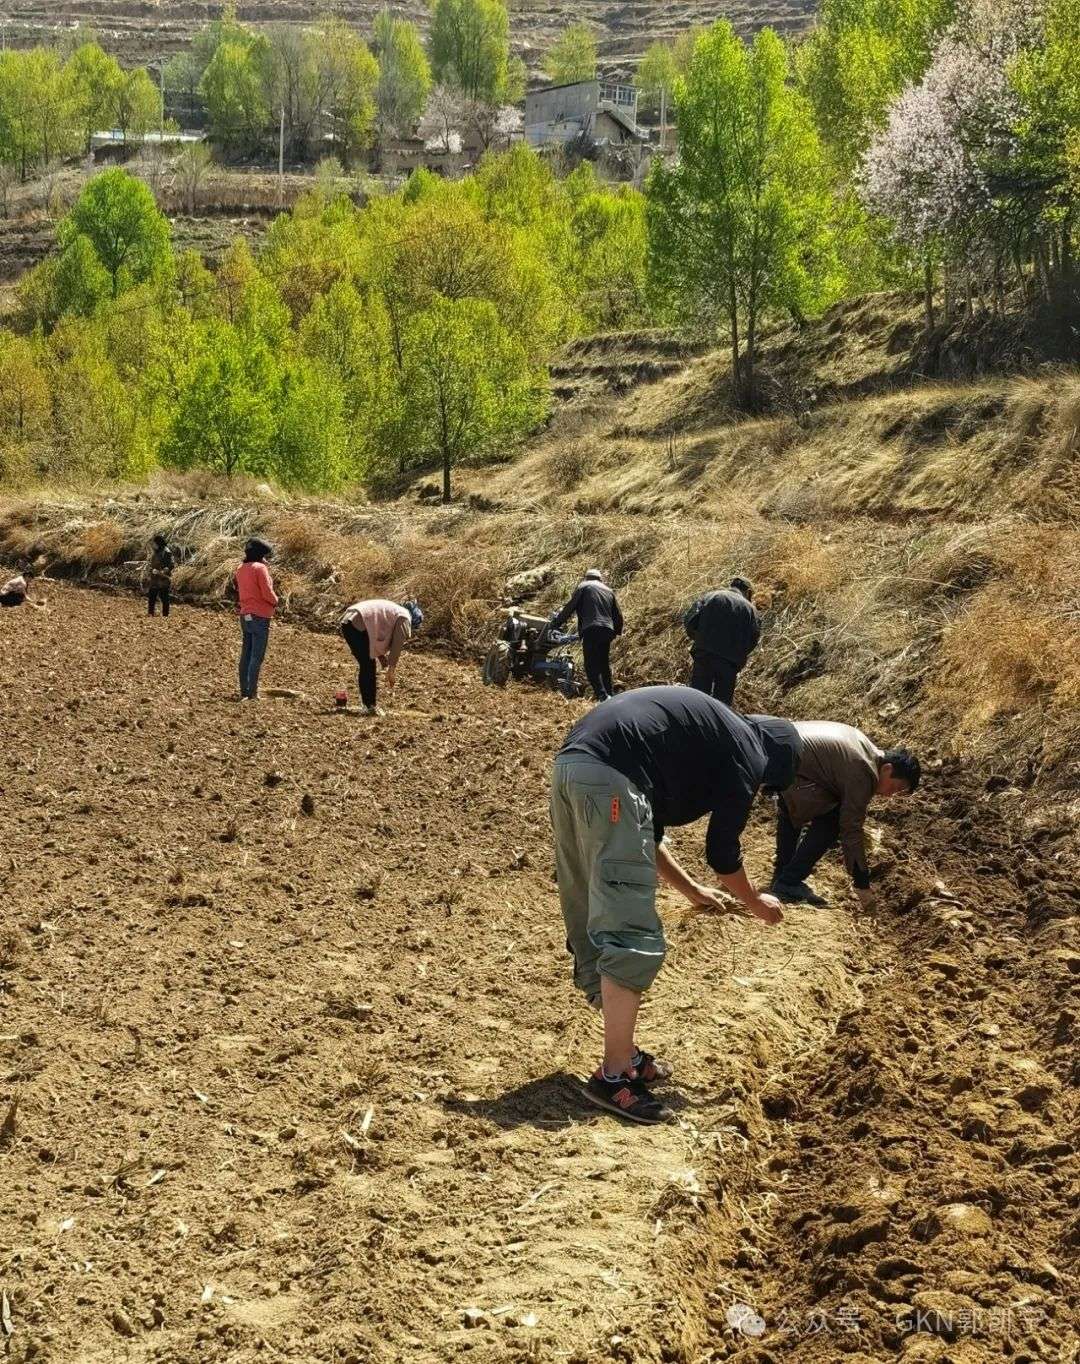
[6,0,818,71]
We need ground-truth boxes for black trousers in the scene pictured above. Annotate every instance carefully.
[581,627,615,701]
[341,622,377,707]
[148,586,171,616]
[0,592,24,607]
[774,803,840,885]
[690,653,739,706]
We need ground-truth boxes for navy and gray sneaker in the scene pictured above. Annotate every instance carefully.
[584,1069,674,1125]
[771,880,829,907]
[631,1048,674,1086]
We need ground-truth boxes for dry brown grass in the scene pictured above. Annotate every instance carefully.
[170,536,240,599]
[547,441,595,492]
[934,584,1080,726]
[0,517,45,564]
[272,513,326,560]
[74,521,126,567]
[398,528,509,651]
[759,526,849,602]
[336,541,395,602]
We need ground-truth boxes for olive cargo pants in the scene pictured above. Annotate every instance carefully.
[549,754,667,999]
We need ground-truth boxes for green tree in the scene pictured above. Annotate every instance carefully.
[647,22,838,402]
[429,0,513,102]
[163,320,278,478]
[0,332,49,442]
[275,356,349,488]
[213,238,290,346]
[374,9,432,135]
[318,18,380,164]
[0,49,79,175]
[636,40,677,110]
[27,48,80,168]
[19,232,111,326]
[402,295,546,500]
[1010,0,1080,284]
[192,0,249,71]
[261,190,365,319]
[163,49,204,125]
[544,22,597,86]
[46,319,152,480]
[115,67,162,145]
[299,281,406,475]
[58,170,172,299]
[0,52,37,178]
[796,0,954,175]
[570,186,648,328]
[66,42,124,153]
[200,35,270,154]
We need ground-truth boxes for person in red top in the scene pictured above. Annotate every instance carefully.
[234,538,278,700]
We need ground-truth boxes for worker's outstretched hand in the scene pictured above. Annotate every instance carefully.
[747,892,784,926]
[686,886,749,918]
[385,666,397,690]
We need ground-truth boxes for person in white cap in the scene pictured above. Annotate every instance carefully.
[551,569,624,702]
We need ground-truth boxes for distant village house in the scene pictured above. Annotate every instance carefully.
[524,80,646,151]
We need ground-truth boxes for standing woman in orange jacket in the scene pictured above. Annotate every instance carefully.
[234,538,278,701]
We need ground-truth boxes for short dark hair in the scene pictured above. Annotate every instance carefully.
[730,575,754,600]
[882,749,921,791]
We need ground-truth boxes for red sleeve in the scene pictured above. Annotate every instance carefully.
[258,564,278,608]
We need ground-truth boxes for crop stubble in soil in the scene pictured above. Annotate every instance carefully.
[0,583,866,1363]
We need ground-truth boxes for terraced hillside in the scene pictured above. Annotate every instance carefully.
[5,0,818,68]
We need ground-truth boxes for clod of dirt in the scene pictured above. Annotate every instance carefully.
[109,1307,136,1338]
[264,770,285,788]
[354,866,381,900]
[926,954,962,980]
[0,1097,18,1145]
[933,1203,994,1238]
[218,820,239,843]
[907,1289,978,1341]
[462,1307,489,1329]
[323,996,373,1022]
[873,1255,923,1281]
[0,928,23,969]
[824,1213,890,1256]
[300,793,316,816]
[1016,1080,1056,1112]
[959,1102,997,1142]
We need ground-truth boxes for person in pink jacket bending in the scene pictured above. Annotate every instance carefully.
[234,538,278,701]
[339,597,423,715]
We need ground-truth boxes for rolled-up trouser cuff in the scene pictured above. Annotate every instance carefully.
[592,929,667,993]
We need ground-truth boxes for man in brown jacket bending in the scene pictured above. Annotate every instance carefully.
[771,721,920,907]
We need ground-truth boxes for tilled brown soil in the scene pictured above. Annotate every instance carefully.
[697,787,1080,1361]
[0,582,1076,1363]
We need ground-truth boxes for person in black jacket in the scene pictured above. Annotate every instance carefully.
[550,687,800,1124]
[146,534,175,617]
[551,568,624,702]
[684,576,761,706]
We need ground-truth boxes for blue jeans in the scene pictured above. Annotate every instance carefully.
[239,616,270,698]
